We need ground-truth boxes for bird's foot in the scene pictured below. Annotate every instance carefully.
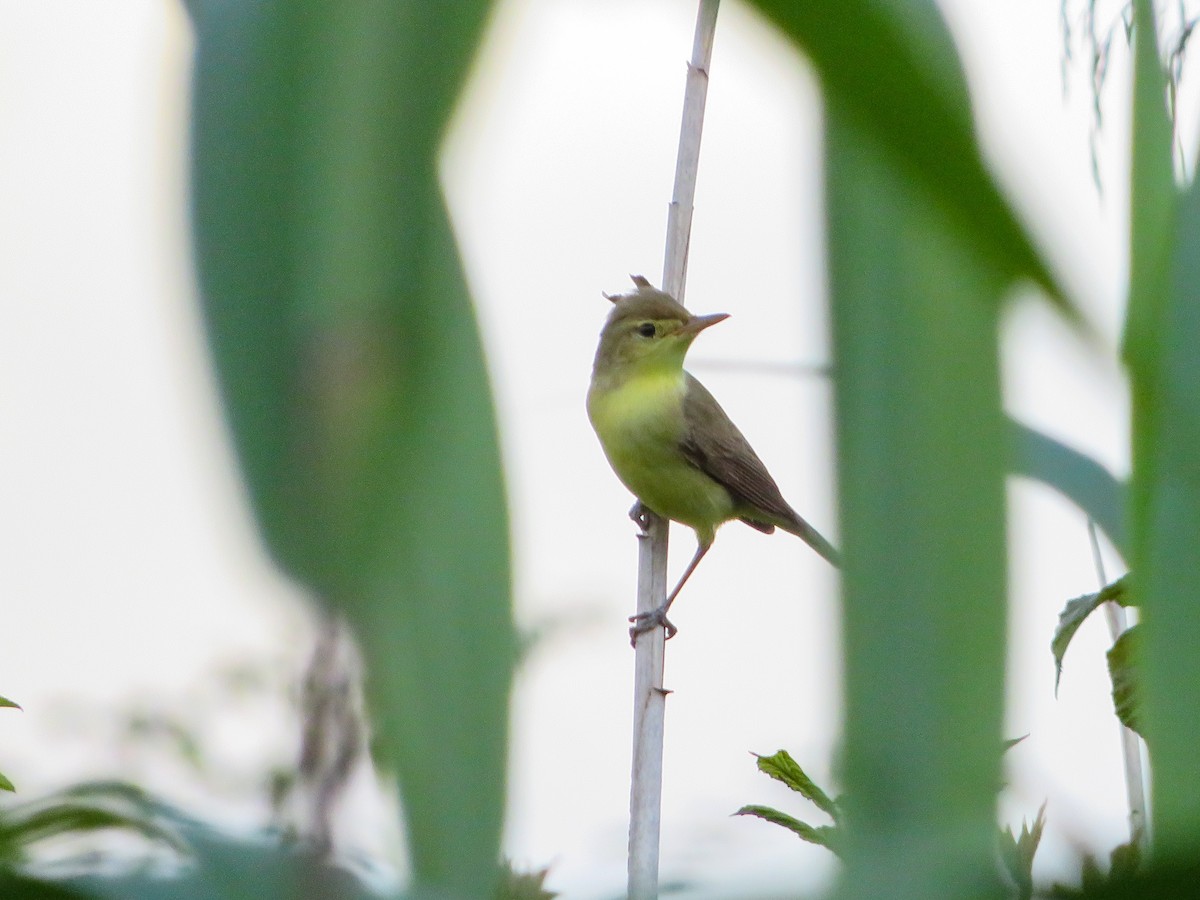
[628,605,677,647]
[628,500,651,534]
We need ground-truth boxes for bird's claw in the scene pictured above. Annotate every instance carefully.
[628,501,651,534]
[628,606,677,647]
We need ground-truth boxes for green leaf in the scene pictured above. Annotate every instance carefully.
[0,782,190,866]
[752,750,838,821]
[745,0,1073,316]
[997,802,1046,900]
[0,773,14,794]
[190,2,516,895]
[1007,420,1128,559]
[1052,576,1131,693]
[1108,624,1143,737]
[1002,735,1028,754]
[735,805,843,856]
[825,83,1010,898]
[0,874,95,899]
[1109,837,1143,881]
[496,860,557,900]
[1123,0,1200,853]
[0,696,22,711]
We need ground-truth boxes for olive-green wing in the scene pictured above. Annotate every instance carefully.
[679,374,797,531]
[680,373,841,566]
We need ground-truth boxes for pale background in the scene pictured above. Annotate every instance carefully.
[0,0,1177,896]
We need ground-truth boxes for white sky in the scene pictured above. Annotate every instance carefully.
[0,0,1178,896]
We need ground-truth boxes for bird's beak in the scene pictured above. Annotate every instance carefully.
[680,312,730,336]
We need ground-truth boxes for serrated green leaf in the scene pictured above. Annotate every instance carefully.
[1108,625,1143,737]
[752,750,838,821]
[735,805,843,857]
[998,802,1046,900]
[1008,420,1128,558]
[497,860,557,900]
[1052,576,1131,693]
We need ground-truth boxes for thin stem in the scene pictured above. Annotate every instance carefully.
[1087,520,1149,850]
[626,2,719,898]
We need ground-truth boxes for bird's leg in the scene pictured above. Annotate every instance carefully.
[629,538,712,645]
[628,500,651,534]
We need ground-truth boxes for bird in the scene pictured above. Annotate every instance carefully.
[586,275,840,644]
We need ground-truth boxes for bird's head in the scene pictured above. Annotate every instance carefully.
[592,275,728,381]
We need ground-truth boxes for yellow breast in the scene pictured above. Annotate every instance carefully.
[587,371,734,533]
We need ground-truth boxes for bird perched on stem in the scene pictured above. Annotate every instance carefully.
[587,275,840,644]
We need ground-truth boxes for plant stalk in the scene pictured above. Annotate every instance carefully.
[627,2,719,898]
[1088,521,1149,850]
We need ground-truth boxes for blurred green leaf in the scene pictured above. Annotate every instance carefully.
[1052,576,1131,693]
[190,1,515,895]
[1108,837,1143,882]
[0,875,95,900]
[1007,420,1128,558]
[496,861,556,900]
[735,804,843,856]
[0,697,22,711]
[752,750,839,822]
[1107,625,1143,737]
[0,781,188,866]
[825,84,1010,897]
[1123,0,1200,854]
[998,802,1046,900]
[745,0,1071,314]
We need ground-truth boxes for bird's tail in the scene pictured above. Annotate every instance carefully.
[782,513,841,569]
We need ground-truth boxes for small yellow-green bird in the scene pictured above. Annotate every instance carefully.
[587,275,840,643]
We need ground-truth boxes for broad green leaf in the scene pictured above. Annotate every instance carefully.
[1007,420,1128,558]
[744,0,1072,316]
[1051,576,1131,692]
[752,750,838,821]
[190,2,515,895]
[997,802,1046,900]
[735,804,843,856]
[1108,625,1143,737]
[827,91,1008,899]
[0,697,21,711]
[1123,0,1200,855]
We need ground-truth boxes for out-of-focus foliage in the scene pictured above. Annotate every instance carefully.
[189,0,516,896]
[1123,0,1200,861]
[999,803,1046,900]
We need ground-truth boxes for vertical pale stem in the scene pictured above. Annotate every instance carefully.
[628,514,669,899]
[1088,523,1149,848]
[627,2,719,898]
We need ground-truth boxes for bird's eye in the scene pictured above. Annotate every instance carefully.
[636,322,656,338]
